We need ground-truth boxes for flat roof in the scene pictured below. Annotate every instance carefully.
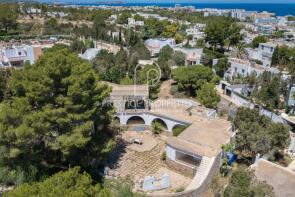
[167,137,219,158]
[253,159,295,197]
[178,119,231,151]
[156,99,232,158]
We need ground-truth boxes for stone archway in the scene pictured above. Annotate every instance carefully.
[151,118,168,130]
[113,116,120,124]
[126,116,146,125]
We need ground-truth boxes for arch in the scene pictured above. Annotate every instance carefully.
[126,116,145,125]
[151,118,168,130]
[113,116,120,124]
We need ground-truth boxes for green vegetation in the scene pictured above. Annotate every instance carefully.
[4,167,107,197]
[172,125,188,136]
[197,83,220,109]
[140,17,185,43]
[204,17,242,50]
[161,151,166,161]
[251,35,268,48]
[70,38,94,53]
[4,167,143,197]
[0,47,115,184]
[270,45,295,74]
[214,58,230,78]
[156,46,186,79]
[0,69,11,102]
[172,65,214,96]
[0,3,18,35]
[252,72,286,111]
[93,49,127,83]
[93,42,150,84]
[233,107,290,162]
[117,11,132,24]
[137,64,161,100]
[224,167,274,197]
[151,122,164,135]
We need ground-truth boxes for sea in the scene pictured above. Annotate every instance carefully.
[40,2,295,16]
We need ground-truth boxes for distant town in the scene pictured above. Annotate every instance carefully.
[0,1,295,197]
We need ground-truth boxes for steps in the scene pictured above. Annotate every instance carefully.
[186,156,213,191]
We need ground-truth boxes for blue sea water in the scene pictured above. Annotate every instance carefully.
[39,1,295,16]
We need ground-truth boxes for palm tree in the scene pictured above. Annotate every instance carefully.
[235,42,249,59]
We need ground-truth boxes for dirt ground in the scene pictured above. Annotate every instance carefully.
[105,130,192,194]
[158,79,173,99]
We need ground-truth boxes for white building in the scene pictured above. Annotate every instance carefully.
[231,9,257,21]
[246,42,277,67]
[224,58,280,79]
[255,24,274,35]
[174,47,204,66]
[79,48,101,61]
[201,9,231,17]
[254,17,278,24]
[26,8,42,15]
[166,111,232,178]
[138,59,155,66]
[47,12,69,18]
[128,18,144,27]
[186,23,206,36]
[0,45,42,67]
[136,12,168,21]
[144,38,176,57]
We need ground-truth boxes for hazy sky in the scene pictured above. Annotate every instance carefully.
[39,0,295,3]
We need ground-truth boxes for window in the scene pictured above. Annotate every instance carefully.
[175,151,201,168]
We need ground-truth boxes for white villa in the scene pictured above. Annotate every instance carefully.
[174,47,204,66]
[144,38,176,57]
[0,45,42,67]
[246,42,277,67]
[224,58,280,79]
[185,24,206,42]
[186,24,206,35]
[106,81,234,194]
[128,18,144,27]
[166,118,232,178]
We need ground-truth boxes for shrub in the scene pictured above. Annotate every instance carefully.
[152,122,163,135]
[173,125,188,136]
[161,152,166,161]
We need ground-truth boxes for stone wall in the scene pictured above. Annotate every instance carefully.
[150,152,222,197]
[166,159,196,178]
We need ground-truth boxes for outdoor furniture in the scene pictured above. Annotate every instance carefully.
[133,138,143,145]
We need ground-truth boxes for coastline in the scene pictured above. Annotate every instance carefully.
[42,2,295,16]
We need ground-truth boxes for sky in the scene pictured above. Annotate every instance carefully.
[39,0,295,3]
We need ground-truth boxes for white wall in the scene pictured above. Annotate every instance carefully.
[166,145,176,161]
